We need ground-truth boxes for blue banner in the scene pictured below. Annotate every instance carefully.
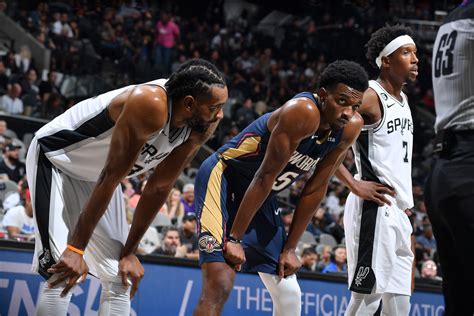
[0,248,444,315]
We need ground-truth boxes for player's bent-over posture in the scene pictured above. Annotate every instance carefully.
[26,59,227,315]
[193,60,368,316]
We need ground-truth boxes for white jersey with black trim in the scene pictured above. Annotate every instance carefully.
[353,80,414,210]
[34,79,192,182]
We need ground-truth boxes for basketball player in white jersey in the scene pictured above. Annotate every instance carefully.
[25,58,227,315]
[335,25,418,315]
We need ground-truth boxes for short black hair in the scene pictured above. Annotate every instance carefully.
[319,60,369,92]
[302,247,317,257]
[366,25,414,69]
[165,58,226,103]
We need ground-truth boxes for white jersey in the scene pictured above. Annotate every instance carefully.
[34,79,191,182]
[353,80,414,210]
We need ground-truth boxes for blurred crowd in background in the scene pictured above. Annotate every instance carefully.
[0,0,451,283]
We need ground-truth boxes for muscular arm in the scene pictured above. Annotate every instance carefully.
[69,86,168,250]
[334,89,395,205]
[229,99,319,239]
[334,89,380,189]
[284,114,363,251]
[121,121,219,257]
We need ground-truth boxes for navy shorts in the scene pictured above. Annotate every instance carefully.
[195,154,286,275]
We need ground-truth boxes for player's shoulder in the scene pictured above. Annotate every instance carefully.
[129,84,167,107]
[125,84,168,118]
[280,95,320,120]
[273,96,321,136]
[363,87,380,104]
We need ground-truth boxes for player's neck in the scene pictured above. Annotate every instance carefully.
[377,75,404,102]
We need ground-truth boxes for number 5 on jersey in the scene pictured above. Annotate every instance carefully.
[272,171,299,191]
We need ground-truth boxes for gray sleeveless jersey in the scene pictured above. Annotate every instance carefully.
[432,4,474,132]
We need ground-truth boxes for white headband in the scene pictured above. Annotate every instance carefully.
[375,35,415,68]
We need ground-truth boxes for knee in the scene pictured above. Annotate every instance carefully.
[199,274,234,307]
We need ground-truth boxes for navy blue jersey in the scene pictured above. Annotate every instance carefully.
[216,92,343,198]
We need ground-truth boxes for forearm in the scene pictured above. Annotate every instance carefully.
[230,174,275,239]
[284,190,325,250]
[122,187,172,257]
[335,164,357,192]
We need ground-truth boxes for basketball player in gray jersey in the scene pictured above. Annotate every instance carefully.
[26,59,227,315]
[335,25,418,315]
[425,1,474,314]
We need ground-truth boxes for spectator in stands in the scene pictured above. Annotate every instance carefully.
[38,71,60,102]
[322,245,347,274]
[0,143,25,182]
[52,12,74,39]
[2,189,34,240]
[0,120,18,141]
[235,98,258,130]
[0,83,23,114]
[3,176,28,213]
[14,46,35,74]
[35,24,57,51]
[153,226,186,257]
[128,179,146,209]
[306,206,333,242]
[39,93,64,120]
[420,259,442,281]
[316,245,333,272]
[165,187,184,223]
[20,69,40,115]
[179,213,199,260]
[299,247,318,272]
[154,12,180,76]
[416,223,437,259]
[136,226,160,255]
[180,183,195,215]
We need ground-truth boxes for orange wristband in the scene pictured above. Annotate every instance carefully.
[67,244,85,255]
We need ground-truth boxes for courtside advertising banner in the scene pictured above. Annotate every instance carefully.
[1,248,444,315]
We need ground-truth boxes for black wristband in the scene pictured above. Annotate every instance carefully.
[227,235,243,244]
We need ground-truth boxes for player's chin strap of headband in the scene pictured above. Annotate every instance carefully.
[375,35,415,68]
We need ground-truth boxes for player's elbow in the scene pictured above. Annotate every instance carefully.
[98,164,127,187]
[254,169,278,187]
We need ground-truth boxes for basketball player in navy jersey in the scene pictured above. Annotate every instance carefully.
[193,60,369,316]
[335,25,418,315]
[26,59,227,315]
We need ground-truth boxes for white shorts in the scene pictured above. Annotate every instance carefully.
[26,137,129,280]
[344,192,413,296]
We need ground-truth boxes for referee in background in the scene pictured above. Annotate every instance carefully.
[425,1,474,315]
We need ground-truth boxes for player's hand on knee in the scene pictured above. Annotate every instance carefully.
[224,241,246,271]
[47,249,89,297]
[353,180,396,206]
[118,254,144,299]
[278,248,301,278]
